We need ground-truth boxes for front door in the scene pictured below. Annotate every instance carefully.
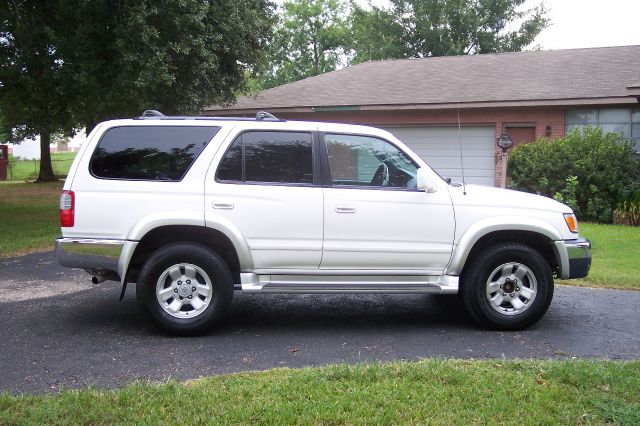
[505,126,536,146]
[320,133,455,273]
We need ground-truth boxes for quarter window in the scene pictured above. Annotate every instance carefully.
[217,131,313,184]
[325,134,418,188]
[91,126,219,181]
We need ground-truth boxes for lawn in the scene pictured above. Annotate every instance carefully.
[567,222,640,290]
[6,152,77,181]
[0,181,638,290]
[1,359,638,425]
[0,181,63,257]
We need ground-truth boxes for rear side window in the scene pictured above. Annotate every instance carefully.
[217,131,313,184]
[91,126,220,181]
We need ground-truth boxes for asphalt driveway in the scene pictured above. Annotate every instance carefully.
[1,251,639,394]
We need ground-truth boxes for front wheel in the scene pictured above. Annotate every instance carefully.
[136,243,234,335]
[460,243,554,330]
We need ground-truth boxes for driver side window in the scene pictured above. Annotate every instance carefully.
[325,133,418,188]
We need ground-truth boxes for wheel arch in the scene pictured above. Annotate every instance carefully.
[447,218,562,277]
[126,225,247,284]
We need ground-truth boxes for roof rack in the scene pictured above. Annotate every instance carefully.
[138,110,284,122]
[142,110,165,118]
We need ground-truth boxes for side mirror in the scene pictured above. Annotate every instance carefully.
[417,168,438,193]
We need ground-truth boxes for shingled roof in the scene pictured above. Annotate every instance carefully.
[205,45,640,114]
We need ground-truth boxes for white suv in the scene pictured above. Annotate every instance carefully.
[56,111,591,335]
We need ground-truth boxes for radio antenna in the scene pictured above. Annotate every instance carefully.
[457,105,467,195]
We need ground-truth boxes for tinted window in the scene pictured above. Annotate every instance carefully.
[217,131,313,184]
[91,126,219,181]
[325,134,417,188]
[216,136,242,181]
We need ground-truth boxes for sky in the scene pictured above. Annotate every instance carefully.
[360,0,640,50]
[533,0,640,49]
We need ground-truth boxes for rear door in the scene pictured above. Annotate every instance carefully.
[205,127,323,270]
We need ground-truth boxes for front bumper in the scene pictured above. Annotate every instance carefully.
[554,237,591,279]
[55,237,136,282]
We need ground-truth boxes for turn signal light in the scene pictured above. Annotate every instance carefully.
[564,213,578,233]
[60,190,75,227]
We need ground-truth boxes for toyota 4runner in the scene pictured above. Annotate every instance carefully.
[56,111,591,335]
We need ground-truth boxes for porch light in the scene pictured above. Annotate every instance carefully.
[496,133,513,151]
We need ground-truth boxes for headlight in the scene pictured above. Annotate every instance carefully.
[563,213,578,234]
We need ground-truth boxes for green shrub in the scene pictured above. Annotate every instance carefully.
[508,126,639,223]
[614,185,640,226]
[553,175,578,212]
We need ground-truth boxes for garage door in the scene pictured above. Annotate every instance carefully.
[381,126,496,187]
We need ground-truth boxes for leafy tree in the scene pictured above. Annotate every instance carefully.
[60,0,276,132]
[0,1,76,181]
[0,111,10,143]
[0,0,275,181]
[256,0,547,88]
[257,0,349,89]
[349,0,548,63]
[348,3,404,63]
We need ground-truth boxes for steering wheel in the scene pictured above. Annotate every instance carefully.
[370,163,389,186]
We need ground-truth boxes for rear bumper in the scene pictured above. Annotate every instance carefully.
[554,238,592,279]
[55,237,136,282]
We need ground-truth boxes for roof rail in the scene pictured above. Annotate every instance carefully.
[142,110,165,118]
[137,110,284,122]
[256,111,278,121]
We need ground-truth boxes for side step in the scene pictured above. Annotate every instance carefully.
[240,273,458,294]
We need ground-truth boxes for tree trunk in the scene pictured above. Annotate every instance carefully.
[37,132,57,182]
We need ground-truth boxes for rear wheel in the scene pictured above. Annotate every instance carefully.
[461,243,553,330]
[136,243,233,335]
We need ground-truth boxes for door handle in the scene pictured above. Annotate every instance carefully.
[335,204,356,213]
[212,200,234,209]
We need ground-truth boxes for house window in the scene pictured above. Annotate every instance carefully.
[566,108,640,151]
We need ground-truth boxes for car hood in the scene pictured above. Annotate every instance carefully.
[448,184,573,214]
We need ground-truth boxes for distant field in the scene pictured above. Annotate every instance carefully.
[6,152,77,181]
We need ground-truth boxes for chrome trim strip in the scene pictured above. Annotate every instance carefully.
[240,273,459,294]
[56,237,124,277]
[250,268,445,275]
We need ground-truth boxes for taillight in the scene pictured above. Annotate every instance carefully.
[60,190,74,227]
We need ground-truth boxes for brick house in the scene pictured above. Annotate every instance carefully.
[205,46,640,187]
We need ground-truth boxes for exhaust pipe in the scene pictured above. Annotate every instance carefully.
[91,272,119,284]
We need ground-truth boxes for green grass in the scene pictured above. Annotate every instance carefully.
[567,222,640,290]
[6,152,77,181]
[0,181,62,257]
[1,359,639,425]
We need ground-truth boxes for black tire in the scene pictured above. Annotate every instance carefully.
[460,242,554,330]
[136,243,234,336]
